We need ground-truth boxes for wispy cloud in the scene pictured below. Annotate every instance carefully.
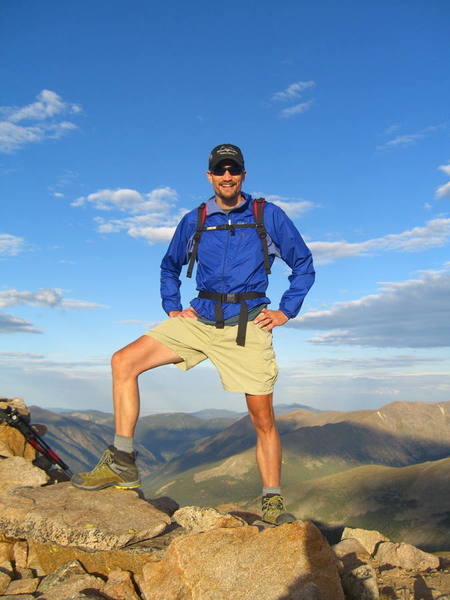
[271,80,315,102]
[0,312,41,334]
[377,123,445,151]
[253,194,316,217]
[280,101,314,119]
[0,351,108,376]
[0,90,81,153]
[0,234,25,256]
[0,288,107,310]
[438,162,450,177]
[289,264,450,349]
[73,186,187,243]
[436,162,450,199]
[310,217,450,264]
[269,80,315,119]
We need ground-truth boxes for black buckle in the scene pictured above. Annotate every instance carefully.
[225,293,237,303]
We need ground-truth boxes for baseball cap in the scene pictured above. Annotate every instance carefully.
[208,144,245,170]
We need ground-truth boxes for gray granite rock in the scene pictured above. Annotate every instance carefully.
[173,505,246,533]
[373,541,440,571]
[0,482,171,551]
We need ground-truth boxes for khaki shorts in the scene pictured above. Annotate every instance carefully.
[144,316,278,394]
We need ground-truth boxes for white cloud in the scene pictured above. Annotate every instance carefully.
[0,312,41,334]
[438,162,450,177]
[289,265,450,348]
[253,194,316,217]
[0,234,24,256]
[377,123,445,151]
[271,80,315,102]
[73,186,177,214]
[436,181,450,200]
[128,226,176,243]
[73,186,187,244]
[0,288,107,310]
[280,101,313,119]
[310,217,450,264]
[0,90,81,153]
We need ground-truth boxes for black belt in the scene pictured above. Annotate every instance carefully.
[198,291,266,347]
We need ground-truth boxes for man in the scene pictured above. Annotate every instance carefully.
[71,144,315,525]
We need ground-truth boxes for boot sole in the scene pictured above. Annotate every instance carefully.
[71,480,141,491]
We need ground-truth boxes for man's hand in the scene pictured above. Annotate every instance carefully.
[253,308,289,332]
[169,307,198,319]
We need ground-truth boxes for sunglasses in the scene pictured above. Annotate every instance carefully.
[211,165,243,176]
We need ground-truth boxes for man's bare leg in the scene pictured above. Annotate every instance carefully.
[245,393,281,488]
[111,335,183,437]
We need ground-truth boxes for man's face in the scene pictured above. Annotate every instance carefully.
[207,160,246,204]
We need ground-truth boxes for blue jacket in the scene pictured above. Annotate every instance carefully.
[160,192,315,321]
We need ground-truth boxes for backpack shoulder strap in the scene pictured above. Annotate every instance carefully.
[253,198,271,275]
[186,203,207,278]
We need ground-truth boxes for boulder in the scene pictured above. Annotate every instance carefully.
[0,457,49,491]
[5,577,40,595]
[341,563,379,600]
[0,569,12,595]
[373,541,440,571]
[173,505,246,532]
[37,560,105,600]
[0,399,35,460]
[0,482,171,551]
[103,568,141,600]
[13,540,29,569]
[341,527,389,556]
[139,520,345,600]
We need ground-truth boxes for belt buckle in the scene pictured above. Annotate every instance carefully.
[225,293,237,303]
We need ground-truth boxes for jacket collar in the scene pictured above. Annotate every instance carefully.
[205,192,252,216]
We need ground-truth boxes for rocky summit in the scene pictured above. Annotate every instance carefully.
[0,396,449,599]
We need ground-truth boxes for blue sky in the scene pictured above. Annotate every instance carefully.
[1,0,449,414]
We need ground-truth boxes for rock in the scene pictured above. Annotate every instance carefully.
[69,591,111,600]
[27,537,170,577]
[0,482,171,551]
[0,457,49,491]
[5,577,40,595]
[149,496,179,516]
[333,537,380,599]
[0,541,13,562]
[173,505,246,532]
[15,567,34,579]
[103,568,141,600]
[140,520,345,600]
[341,563,379,600]
[333,538,370,560]
[38,559,88,592]
[13,540,29,569]
[373,541,440,571]
[0,595,36,600]
[40,573,106,600]
[341,527,390,556]
[38,560,105,600]
[0,570,12,595]
[0,399,35,460]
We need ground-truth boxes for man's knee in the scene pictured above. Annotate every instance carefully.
[248,405,276,435]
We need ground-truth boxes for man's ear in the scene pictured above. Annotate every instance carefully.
[206,171,213,184]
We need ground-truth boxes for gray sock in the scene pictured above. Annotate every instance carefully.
[262,486,282,497]
[114,434,134,454]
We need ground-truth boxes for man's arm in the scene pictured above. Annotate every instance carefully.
[160,214,194,315]
[255,204,315,331]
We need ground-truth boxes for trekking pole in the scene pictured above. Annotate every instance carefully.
[0,406,73,478]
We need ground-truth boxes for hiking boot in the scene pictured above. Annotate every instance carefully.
[261,493,296,525]
[70,446,140,491]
